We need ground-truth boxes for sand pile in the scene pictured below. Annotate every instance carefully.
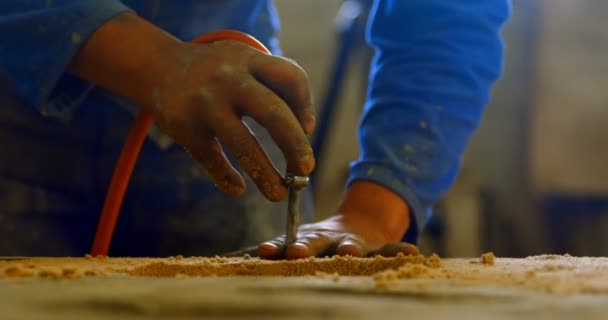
[2,253,608,295]
[0,253,433,278]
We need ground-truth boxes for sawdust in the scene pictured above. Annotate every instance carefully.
[314,271,341,282]
[370,254,608,295]
[481,252,496,265]
[38,267,62,278]
[1,253,608,295]
[372,253,443,289]
[3,263,109,279]
[3,266,34,277]
[0,253,429,279]
[425,253,442,268]
[125,253,428,277]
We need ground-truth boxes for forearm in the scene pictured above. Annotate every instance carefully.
[68,12,181,111]
[346,0,510,239]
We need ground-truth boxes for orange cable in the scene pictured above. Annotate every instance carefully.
[91,30,271,256]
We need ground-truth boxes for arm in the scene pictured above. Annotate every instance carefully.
[0,1,132,115]
[344,0,511,242]
[0,1,316,201]
[259,0,510,259]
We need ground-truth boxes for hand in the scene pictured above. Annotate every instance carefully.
[68,13,315,201]
[151,40,315,201]
[258,181,419,259]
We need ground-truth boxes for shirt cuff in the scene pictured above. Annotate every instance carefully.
[347,162,431,244]
[38,1,132,122]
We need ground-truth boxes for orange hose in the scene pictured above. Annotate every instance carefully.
[91,30,271,256]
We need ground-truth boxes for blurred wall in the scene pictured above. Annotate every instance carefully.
[465,0,608,256]
[529,0,608,256]
[463,0,548,256]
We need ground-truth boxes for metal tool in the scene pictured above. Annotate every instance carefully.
[219,174,309,258]
[284,175,309,246]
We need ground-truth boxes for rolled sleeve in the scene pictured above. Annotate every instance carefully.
[0,0,132,120]
[348,0,510,242]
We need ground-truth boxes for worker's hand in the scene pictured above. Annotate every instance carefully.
[152,41,315,201]
[258,181,418,259]
[68,13,315,202]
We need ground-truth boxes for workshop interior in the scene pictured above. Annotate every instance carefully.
[289,0,608,258]
[1,0,608,319]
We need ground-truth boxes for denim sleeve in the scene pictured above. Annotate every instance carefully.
[0,1,132,119]
[347,0,511,242]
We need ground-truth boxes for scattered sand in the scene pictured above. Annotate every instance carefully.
[481,252,496,265]
[314,271,341,282]
[373,254,608,295]
[1,253,608,295]
[425,253,442,268]
[124,254,429,277]
[3,266,34,277]
[0,253,427,278]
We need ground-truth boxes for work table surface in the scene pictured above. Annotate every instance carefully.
[1,255,607,319]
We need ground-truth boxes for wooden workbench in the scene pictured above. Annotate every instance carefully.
[1,255,607,319]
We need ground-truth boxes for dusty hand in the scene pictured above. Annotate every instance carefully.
[257,215,419,259]
[257,181,417,259]
[68,13,315,201]
[152,41,315,201]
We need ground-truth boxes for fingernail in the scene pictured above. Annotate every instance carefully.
[286,243,309,260]
[260,242,277,249]
[257,243,278,257]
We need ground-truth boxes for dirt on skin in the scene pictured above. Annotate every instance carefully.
[1,252,608,295]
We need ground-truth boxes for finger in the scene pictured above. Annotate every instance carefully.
[336,236,367,257]
[233,76,314,175]
[213,115,287,201]
[258,237,286,260]
[367,243,420,257]
[185,135,245,196]
[249,54,316,135]
[286,232,334,260]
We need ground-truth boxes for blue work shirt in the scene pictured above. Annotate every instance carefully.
[0,0,509,255]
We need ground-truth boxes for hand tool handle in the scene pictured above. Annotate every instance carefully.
[286,185,300,245]
[91,30,271,256]
[284,175,309,246]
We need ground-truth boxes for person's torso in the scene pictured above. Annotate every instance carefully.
[0,0,316,256]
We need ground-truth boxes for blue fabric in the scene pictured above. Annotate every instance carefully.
[348,0,510,241]
[0,0,281,124]
[0,1,131,120]
[0,0,509,254]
